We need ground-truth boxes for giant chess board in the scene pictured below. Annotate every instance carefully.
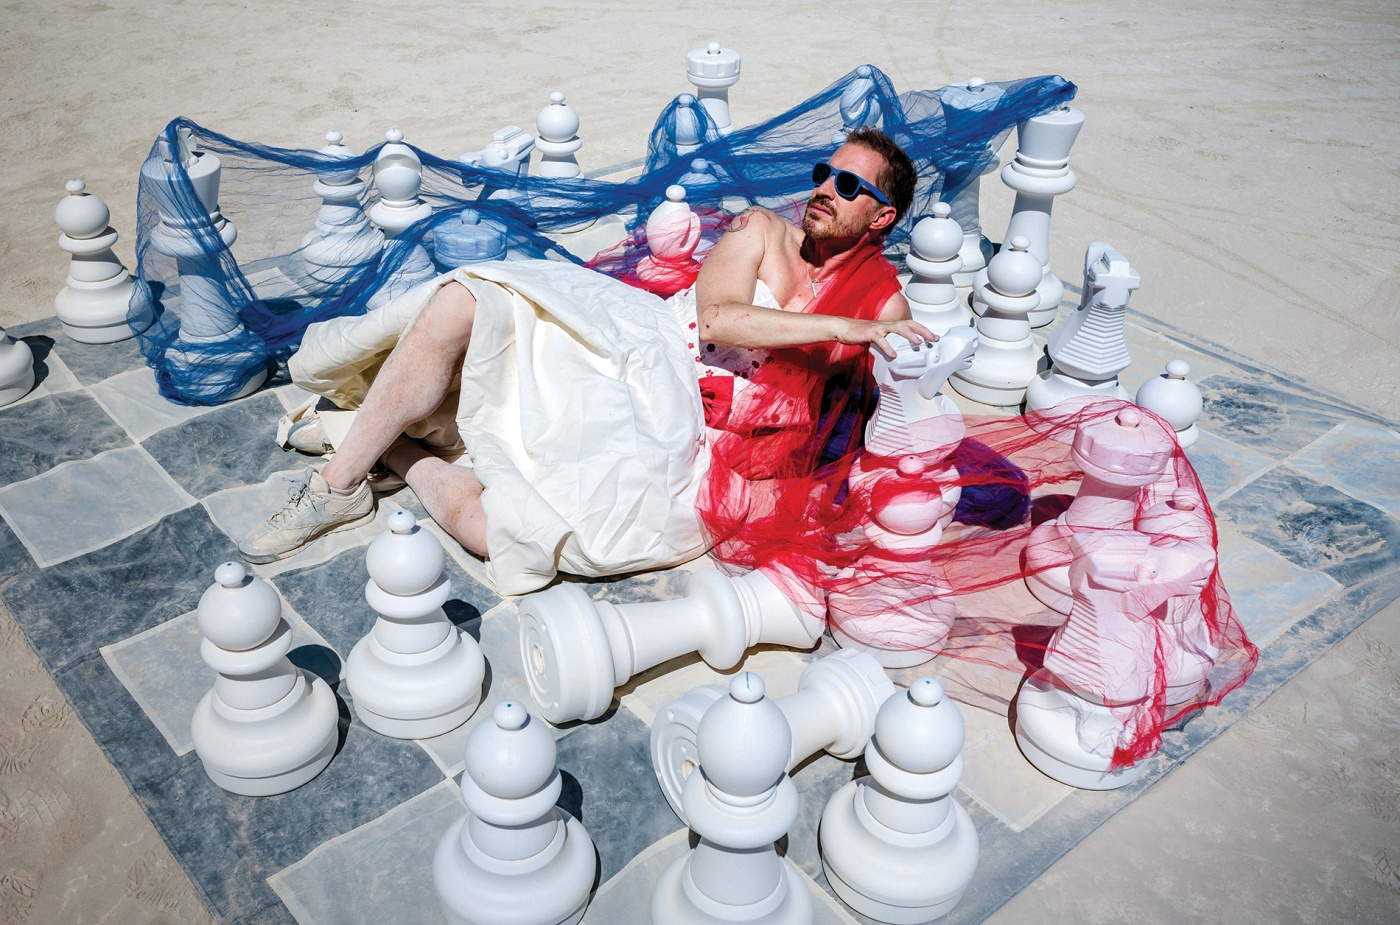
[4,274,1399,924]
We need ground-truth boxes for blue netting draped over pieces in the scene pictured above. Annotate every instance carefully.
[129,68,1075,405]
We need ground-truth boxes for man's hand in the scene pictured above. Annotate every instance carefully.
[836,316,938,359]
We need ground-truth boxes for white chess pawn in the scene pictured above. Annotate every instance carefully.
[190,561,338,796]
[300,131,383,293]
[54,179,153,343]
[652,673,813,925]
[832,64,881,144]
[366,129,438,309]
[650,650,894,821]
[1136,360,1204,448]
[1024,406,1176,614]
[938,77,1004,290]
[517,567,823,725]
[433,701,596,925]
[829,456,959,668]
[535,92,583,179]
[0,327,35,408]
[345,510,486,738]
[686,42,741,136]
[950,235,1042,407]
[819,678,979,923]
[998,104,1085,327]
[637,184,701,292]
[141,130,268,401]
[904,204,969,335]
[1025,242,1139,412]
[671,94,706,154]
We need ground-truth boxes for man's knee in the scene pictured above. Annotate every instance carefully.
[414,281,477,349]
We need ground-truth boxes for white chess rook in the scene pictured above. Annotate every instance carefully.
[1025,242,1139,411]
[649,650,894,821]
[433,209,508,266]
[345,510,486,738]
[366,129,438,309]
[299,131,383,293]
[1024,406,1176,614]
[996,104,1085,327]
[652,673,814,925]
[190,562,338,796]
[819,678,979,923]
[433,701,597,925]
[142,130,268,400]
[1136,359,1204,448]
[0,326,35,408]
[950,236,1042,407]
[54,179,153,343]
[686,42,741,136]
[517,567,822,725]
[903,204,970,335]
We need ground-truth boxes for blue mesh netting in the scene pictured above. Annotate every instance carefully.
[129,67,1074,405]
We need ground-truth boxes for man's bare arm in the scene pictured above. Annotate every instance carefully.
[695,211,933,358]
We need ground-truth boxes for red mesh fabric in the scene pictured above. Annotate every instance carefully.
[700,367,1258,768]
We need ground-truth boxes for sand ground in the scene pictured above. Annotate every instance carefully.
[1,1,1397,921]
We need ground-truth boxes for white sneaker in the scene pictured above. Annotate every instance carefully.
[238,469,375,563]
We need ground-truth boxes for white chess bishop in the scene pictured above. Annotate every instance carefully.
[819,678,979,923]
[652,673,813,925]
[345,510,486,738]
[190,561,338,796]
[433,701,596,925]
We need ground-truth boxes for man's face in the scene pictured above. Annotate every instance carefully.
[802,143,891,244]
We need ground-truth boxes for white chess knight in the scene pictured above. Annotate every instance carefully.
[832,64,882,144]
[516,566,823,725]
[1014,516,1217,790]
[1023,405,1176,614]
[652,673,813,925]
[190,562,338,796]
[366,129,438,310]
[686,42,741,136]
[54,179,153,343]
[1025,242,1139,412]
[0,326,35,408]
[649,650,894,822]
[140,127,268,401]
[827,329,976,666]
[345,510,486,738]
[819,678,979,923]
[433,701,596,925]
[903,204,970,335]
[299,131,383,294]
[637,184,701,291]
[460,124,536,191]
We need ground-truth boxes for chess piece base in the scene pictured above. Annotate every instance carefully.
[191,672,339,796]
[651,852,813,925]
[346,628,484,739]
[1014,669,1147,790]
[828,623,938,669]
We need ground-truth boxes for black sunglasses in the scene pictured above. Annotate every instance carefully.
[811,161,891,206]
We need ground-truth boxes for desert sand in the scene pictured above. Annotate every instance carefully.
[1,0,1397,921]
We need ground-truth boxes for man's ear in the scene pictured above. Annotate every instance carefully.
[869,203,898,234]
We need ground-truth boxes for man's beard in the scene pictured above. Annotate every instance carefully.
[802,195,864,241]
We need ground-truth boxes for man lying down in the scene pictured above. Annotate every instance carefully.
[238,128,934,595]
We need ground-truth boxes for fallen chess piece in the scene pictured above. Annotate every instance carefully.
[820,678,978,923]
[190,561,338,796]
[517,566,822,725]
[345,510,486,738]
[433,701,596,925]
[650,649,893,821]
[652,673,813,924]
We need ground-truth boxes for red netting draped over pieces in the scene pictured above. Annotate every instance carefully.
[695,275,1258,768]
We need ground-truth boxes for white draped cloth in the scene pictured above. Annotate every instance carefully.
[289,259,712,595]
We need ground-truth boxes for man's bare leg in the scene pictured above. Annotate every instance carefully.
[383,441,489,557]
[321,281,477,491]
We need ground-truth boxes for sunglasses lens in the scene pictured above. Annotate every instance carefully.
[811,162,832,186]
[833,171,861,200]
